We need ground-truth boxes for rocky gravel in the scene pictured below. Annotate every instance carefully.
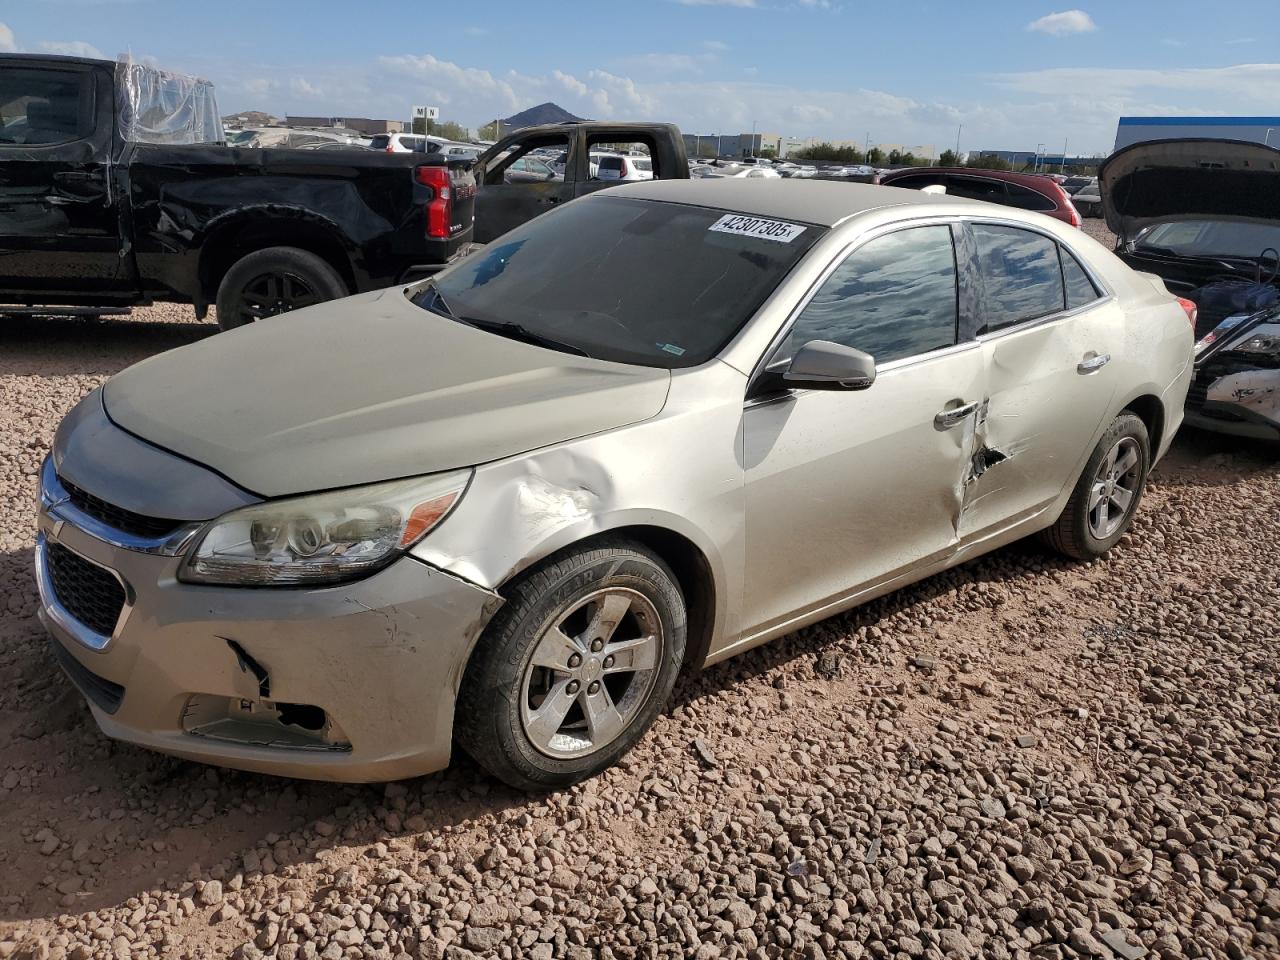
[1,297,1278,960]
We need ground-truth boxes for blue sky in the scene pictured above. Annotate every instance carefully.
[4,1,1279,154]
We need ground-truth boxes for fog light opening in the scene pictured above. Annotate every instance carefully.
[182,694,351,752]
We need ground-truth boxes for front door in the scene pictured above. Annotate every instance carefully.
[741,224,985,638]
[473,133,574,244]
[0,62,129,300]
[959,222,1120,536]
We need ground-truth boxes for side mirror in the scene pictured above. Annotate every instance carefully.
[783,340,876,391]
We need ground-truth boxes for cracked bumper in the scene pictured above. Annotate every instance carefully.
[36,507,503,782]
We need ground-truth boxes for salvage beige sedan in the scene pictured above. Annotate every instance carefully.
[38,180,1194,789]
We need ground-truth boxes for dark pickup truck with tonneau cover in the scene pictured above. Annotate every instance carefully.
[1,55,691,328]
[0,54,476,329]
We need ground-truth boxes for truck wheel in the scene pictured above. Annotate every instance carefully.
[455,539,686,791]
[215,247,348,331]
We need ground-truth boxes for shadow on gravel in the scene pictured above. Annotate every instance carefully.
[0,313,215,377]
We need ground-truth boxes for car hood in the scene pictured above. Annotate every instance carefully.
[103,288,671,497]
[1101,138,1280,240]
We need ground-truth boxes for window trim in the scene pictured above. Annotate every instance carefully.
[746,216,968,398]
[963,216,1114,342]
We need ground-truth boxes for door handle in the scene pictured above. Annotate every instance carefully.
[1077,353,1111,374]
[934,400,980,430]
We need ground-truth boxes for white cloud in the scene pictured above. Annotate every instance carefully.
[38,40,105,58]
[1026,10,1097,35]
[463,26,488,36]
[0,22,17,53]
[288,76,324,98]
[1224,37,1256,45]
[702,40,729,51]
[674,0,756,7]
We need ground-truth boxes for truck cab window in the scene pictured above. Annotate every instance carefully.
[0,68,93,146]
[586,139,656,182]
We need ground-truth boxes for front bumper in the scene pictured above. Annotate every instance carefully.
[36,460,502,783]
[1186,351,1280,442]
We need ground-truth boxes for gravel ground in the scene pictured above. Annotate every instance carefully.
[1,277,1278,960]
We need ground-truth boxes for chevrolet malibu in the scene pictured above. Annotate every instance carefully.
[38,180,1194,789]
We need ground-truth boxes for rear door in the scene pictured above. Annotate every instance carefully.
[0,60,133,301]
[959,221,1120,537]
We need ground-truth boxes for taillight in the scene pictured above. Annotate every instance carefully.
[386,145,395,154]
[415,165,452,239]
[1176,296,1198,332]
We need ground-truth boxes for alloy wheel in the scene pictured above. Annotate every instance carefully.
[1088,436,1142,539]
[238,271,320,324]
[519,588,663,759]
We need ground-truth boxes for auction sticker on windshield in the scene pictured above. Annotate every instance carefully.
[709,215,806,243]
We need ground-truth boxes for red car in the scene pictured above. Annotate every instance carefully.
[879,167,1083,228]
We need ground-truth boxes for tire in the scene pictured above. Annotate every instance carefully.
[1041,412,1150,561]
[455,539,686,791]
[214,246,348,331]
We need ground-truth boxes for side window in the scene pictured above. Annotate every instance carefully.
[586,138,657,180]
[784,226,958,365]
[885,174,947,191]
[0,68,94,146]
[1061,246,1102,309]
[972,224,1065,332]
[1004,183,1057,213]
[485,135,569,186]
[944,177,1008,203]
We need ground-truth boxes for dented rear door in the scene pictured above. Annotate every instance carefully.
[959,222,1120,538]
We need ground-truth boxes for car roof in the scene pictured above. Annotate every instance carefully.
[882,166,1063,191]
[604,179,981,227]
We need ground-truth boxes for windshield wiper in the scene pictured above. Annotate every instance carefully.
[457,316,592,358]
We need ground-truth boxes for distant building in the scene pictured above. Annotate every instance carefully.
[285,116,405,135]
[1114,116,1280,151]
[972,150,1099,170]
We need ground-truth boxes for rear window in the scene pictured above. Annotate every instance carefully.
[0,67,94,146]
[421,196,824,368]
[972,224,1065,332]
[368,135,390,149]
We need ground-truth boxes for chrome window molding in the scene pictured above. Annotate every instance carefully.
[34,533,130,652]
[40,456,204,557]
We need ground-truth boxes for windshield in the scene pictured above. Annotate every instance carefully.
[1136,220,1280,259]
[417,196,823,368]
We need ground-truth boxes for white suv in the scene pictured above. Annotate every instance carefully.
[593,154,653,182]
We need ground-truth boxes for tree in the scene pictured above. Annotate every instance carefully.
[413,118,470,140]
[967,152,1011,171]
[477,120,502,141]
[938,149,959,167]
[865,147,884,165]
[759,147,777,159]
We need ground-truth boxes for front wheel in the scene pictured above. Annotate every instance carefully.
[455,540,686,791]
[214,246,348,331]
[1041,412,1150,560]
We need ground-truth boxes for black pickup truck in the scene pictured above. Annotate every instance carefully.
[0,54,476,329]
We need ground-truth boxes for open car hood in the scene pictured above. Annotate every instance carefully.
[1100,138,1280,241]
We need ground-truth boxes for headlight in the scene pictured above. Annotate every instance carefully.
[1233,333,1280,356]
[180,471,470,586]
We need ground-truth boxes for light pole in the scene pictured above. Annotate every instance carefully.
[1034,143,1046,173]
[750,119,757,158]
[1060,138,1068,174]
[1266,128,1275,146]
[955,124,962,160]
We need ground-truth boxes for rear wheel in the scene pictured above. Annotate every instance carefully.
[1041,412,1150,560]
[214,246,347,331]
[455,540,686,791]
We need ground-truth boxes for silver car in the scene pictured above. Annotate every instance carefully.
[38,180,1194,788]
